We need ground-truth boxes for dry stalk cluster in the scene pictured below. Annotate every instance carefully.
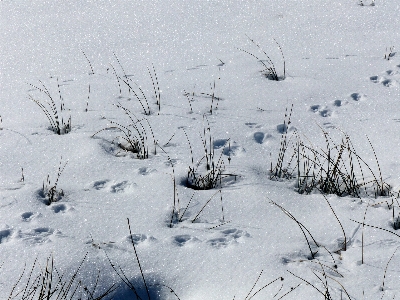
[41,159,68,206]
[169,189,226,228]
[270,108,390,198]
[185,117,236,190]
[109,54,161,116]
[29,79,71,135]
[93,103,156,159]
[238,35,286,81]
[8,254,115,300]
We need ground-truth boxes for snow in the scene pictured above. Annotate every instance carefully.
[0,0,399,299]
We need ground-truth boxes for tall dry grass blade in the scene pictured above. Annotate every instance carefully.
[82,50,94,75]
[127,218,151,300]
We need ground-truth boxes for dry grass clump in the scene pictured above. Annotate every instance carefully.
[92,103,156,159]
[270,107,390,198]
[8,254,115,300]
[109,54,161,115]
[40,158,68,205]
[184,118,236,190]
[29,79,71,135]
[238,35,286,81]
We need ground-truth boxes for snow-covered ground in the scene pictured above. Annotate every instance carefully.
[1,1,399,299]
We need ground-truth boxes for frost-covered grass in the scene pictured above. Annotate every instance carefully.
[1,1,400,299]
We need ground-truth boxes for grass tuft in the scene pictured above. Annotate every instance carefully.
[28,79,71,135]
[41,158,68,206]
[184,118,236,190]
[168,157,226,227]
[270,108,391,198]
[8,254,115,300]
[238,35,286,81]
[109,55,161,115]
[92,103,156,159]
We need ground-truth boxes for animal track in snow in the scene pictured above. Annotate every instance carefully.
[17,227,62,244]
[92,180,109,190]
[125,233,157,245]
[86,180,135,193]
[370,75,380,83]
[0,228,13,243]
[280,250,341,277]
[333,99,346,107]
[206,237,229,248]
[110,181,132,193]
[253,132,265,144]
[370,68,399,88]
[252,132,273,145]
[211,139,245,157]
[164,158,179,167]
[21,212,35,221]
[138,167,155,175]
[206,228,250,248]
[309,104,320,112]
[319,109,332,117]
[309,104,333,118]
[308,98,352,120]
[277,123,288,133]
[171,234,200,247]
[382,79,397,87]
[350,93,367,102]
[51,203,67,213]
[222,141,244,157]
[309,104,333,117]
[221,228,250,239]
[213,139,229,149]
[86,238,119,250]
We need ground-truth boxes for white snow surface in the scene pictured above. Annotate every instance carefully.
[1,0,400,299]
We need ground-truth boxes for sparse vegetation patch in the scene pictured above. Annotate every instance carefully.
[29,79,71,135]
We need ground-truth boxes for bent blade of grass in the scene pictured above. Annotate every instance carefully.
[191,190,222,223]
